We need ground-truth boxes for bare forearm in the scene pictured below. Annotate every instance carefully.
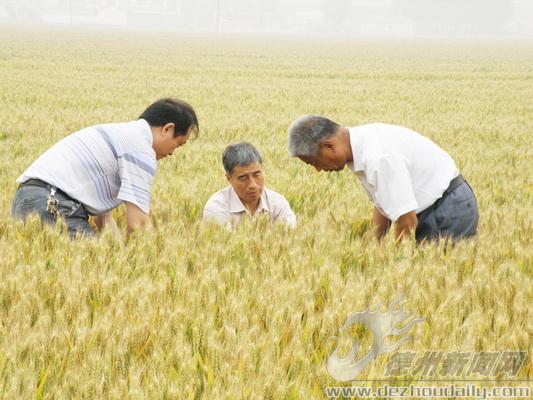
[126,202,151,235]
[93,213,111,231]
[372,207,391,240]
[126,219,150,235]
[93,212,121,240]
[394,211,418,242]
[106,216,121,240]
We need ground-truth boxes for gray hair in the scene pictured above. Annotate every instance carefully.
[222,142,263,174]
[287,115,341,156]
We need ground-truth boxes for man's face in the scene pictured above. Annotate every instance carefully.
[154,124,191,160]
[298,143,346,172]
[226,161,265,205]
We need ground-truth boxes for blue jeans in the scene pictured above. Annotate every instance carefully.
[11,183,95,238]
[415,181,479,243]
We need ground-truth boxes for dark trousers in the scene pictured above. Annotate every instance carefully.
[415,175,479,243]
[11,179,95,238]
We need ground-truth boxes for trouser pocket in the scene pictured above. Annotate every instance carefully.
[11,186,56,223]
[435,182,479,238]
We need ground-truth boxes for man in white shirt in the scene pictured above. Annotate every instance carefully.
[203,142,296,229]
[12,98,198,238]
[287,115,478,243]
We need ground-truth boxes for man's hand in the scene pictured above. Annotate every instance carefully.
[372,206,391,240]
[125,202,151,234]
[93,211,121,240]
[394,211,418,242]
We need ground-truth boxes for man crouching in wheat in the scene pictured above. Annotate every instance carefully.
[12,98,198,238]
[203,142,296,229]
[287,116,479,243]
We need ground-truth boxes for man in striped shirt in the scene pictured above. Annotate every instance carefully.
[12,98,198,238]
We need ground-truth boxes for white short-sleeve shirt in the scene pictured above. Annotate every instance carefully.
[347,123,459,222]
[203,186,296,228]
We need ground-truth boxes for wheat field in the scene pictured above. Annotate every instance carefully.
[0,26,532,399]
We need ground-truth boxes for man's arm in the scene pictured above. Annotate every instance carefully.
[367,156,418,242]
[275,197,297,228]
[372,206,391,240]
[203,194,234,230]
[93,211,121,240]
[394,211,418,242]
[125,202,151,234]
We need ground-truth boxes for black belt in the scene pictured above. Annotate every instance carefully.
[18,178,93,216]
[417,174,465,220]
[19,178,68,197]
[442,174,465,198]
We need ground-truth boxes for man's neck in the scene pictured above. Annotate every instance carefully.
[243,198,260,216]
[339,126,354,163]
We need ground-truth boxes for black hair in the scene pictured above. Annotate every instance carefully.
[139,98,198,137]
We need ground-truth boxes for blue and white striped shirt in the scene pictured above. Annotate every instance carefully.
[17,119,157,215]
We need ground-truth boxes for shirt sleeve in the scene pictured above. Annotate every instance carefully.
[273,196,297,228]
[365,156,418,222]
[203,195,232,229]
[116,151,157,214]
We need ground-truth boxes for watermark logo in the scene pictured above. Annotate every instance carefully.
[385,350,528,378]
[326,297,425,381]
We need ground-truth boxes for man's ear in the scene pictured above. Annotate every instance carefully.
[225,173,231,182]
[162,123,175,136]
[319,139,335,151]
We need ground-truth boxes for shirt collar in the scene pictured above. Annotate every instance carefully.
[347,126,365,172]
[229,186,270,215]
[139,118,154,147]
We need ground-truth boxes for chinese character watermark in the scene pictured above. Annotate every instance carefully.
[326,297,425,381]
[385,350,528,379]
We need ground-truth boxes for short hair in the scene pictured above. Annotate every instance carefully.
[139,98,199,137]
[287,115,340,156]
[222,142,263,174]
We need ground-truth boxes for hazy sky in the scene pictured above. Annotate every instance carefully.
[0,0,532,37]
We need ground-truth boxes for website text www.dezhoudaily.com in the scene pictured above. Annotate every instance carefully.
[325,384,531,399]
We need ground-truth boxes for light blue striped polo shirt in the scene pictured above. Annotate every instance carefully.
[17,119,157,215]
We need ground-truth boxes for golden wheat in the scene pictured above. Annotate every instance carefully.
[0,26,531,399]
